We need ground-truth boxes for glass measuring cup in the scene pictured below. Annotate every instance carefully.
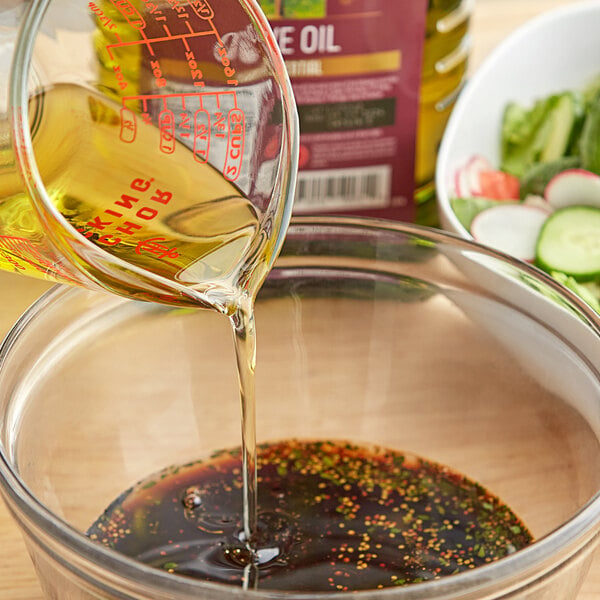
[0,0,298,311]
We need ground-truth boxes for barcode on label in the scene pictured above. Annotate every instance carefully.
[293,166,391,213]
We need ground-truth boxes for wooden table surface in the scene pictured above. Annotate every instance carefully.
[0,0,598,597]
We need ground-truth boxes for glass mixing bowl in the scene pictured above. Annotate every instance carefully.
[0,216,599,599]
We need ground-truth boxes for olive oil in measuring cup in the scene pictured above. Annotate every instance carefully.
[3,84,268,306]
[2,0,297,310]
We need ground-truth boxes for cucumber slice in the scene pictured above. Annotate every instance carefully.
[501,93,579,178]
[536,205,600,281]
[541,93,578,163]
[581,93,600,175]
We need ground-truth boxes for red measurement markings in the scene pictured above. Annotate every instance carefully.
[106,26,218,61]
[178,109,192,143]
[180,40,205,88]
[108,0,145,29]
[189,0,214,20]
[213,111,226,143]
[139,98,153,127]
[179,8,223,48]
[0,236,78,283]
[112,65,128,90]
[223,109,245,182]
[119,107,137,143]
[138,0,162,15]
[216,44,237,86]
[156,0,188,17]
[158,109,176,154]
[184,19,195,35]
[88,2,117,30]
[103,2,237,91]
[193,110,210,163]
[136,238,180,259]
[148,60,167,88]
[120,91,237,157]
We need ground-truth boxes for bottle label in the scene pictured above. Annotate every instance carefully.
[260,0,428,221]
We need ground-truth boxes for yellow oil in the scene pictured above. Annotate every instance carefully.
[0,84,268,309]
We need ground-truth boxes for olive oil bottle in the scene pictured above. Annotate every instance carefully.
[259,0,472,225]
[417,0,472,225]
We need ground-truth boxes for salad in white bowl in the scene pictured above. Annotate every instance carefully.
[436,1,600,313]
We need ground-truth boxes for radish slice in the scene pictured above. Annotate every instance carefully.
[470,204,551,262]
[454,156,494,197]
[545,168,600,209]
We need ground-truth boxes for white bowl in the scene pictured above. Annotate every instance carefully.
[436,0,600,237]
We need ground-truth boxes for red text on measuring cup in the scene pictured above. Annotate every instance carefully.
[158,109,176,154]
[193,110,211,163]
[223,109,245,182]
[119,107,137,143]
[109,0,145,29]
[189,0,214,20]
